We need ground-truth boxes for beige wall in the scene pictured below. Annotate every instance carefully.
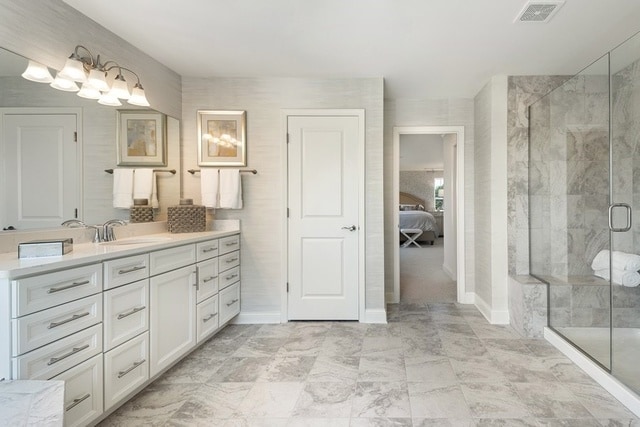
[182,77,385,321]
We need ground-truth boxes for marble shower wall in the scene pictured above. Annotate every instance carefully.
[399,170,443,211]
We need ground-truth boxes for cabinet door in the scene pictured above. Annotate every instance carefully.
[196,258,218,303]
[149,265,197,377]
[52,354,103,427]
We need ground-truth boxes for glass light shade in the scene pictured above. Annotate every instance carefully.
[21,61,54,83]
[50,74,80,92]
[98,91,122,106]
[87,69,109,92]
[77,83,102,100]
[109,77,130,99]
[58,57,87,83]
[127,86,150,106]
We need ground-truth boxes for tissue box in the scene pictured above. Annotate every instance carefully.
[18,238,73,258]
[167,199,206,233]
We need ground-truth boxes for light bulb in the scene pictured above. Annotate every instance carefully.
[58,57,87,83]
[21,61,54,83]
[50,73,80,92]
[98,91,122,106]
[77,83,101,100]
[87,68,109,92]
[127,85,150,107]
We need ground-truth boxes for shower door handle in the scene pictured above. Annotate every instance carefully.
[608,203,632,232]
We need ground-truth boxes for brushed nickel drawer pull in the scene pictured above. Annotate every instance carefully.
[117,359,146,378]
[48,312,90,329]
[48,344,90,365]
[225,241,238,246]
[47,280,91,294]
[225,257,238,263]
[226,298,239,307]
[202,247,217,253]
[117,306,146,320]
[203,313,217,322]
[65,393,91,411]
[118,265,146,275]
[203,276,217,283]
[225,273,238,280]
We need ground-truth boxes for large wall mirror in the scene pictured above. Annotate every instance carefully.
[0,47,181,231]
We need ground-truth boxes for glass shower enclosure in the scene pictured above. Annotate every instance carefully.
[530,31,640,394]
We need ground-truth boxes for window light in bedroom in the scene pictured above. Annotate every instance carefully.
[434,177,444,211]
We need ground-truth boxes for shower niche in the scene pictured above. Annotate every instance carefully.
[530,30,640,395]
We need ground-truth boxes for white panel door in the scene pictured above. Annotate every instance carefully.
[2,113,78,229]
[288,115,360,320]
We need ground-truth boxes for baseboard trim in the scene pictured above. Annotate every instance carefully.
[545,327,640,417]
[442,263,456,281]
[362,308,387,324]
[474,293,509,324]
[385,291,398,304]
[460,292,475,305]
[231,311,281,324]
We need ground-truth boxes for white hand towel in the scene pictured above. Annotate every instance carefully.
[150,172,159,209]
[200,168,219,208]
[591,249,640,272]
[113,169,134,209]
[594,268,640,287]
[133,169,154,204]
[219,169,243,209]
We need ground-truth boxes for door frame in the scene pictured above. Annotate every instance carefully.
[281,109,366,322]
[392,126,466,304]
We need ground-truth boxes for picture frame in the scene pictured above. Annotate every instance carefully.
[117,110,167,166]
[197,110,247,166]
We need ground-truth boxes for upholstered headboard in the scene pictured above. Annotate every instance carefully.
[399,192,425,208]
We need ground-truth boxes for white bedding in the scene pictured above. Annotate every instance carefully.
[399,210,439,235]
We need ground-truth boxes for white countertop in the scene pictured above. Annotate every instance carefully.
[0,380,64,426]
[0,227,240,279]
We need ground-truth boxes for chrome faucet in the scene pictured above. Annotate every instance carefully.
[102,219,127,242]
[61,219,86,227]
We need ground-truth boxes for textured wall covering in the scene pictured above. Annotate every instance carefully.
[399,170,442,211]
[384,99,475,298]
[182,77,384,319]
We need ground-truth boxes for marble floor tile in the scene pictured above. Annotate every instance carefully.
[207,357,271,382]
[440,336,489,358]
[460,381,531,419]
[350,418,413,426]
[361,336,404,356]
[232,337,289,357]
[286,417,350,427]
[364,323,404,337]
[542,356,598,384]
[535,419,601,426]
[413,419,476,426]
[470,323,522,339]
[404,356,457,384]
[563,382,637,419]
[307,355,360,383]
[292,382,355,418]
[277,336,326,356]
[290,322,333,338]
[170,382,253,419]
[474,420,538,426]
[326,322,368,338]
[596,419,640,427]
[490,351,558,383]
[257,356,316,382]
[402,335,446,358]
[407,382,472,419]
[155,354,226,384]
[350,382,412,418]
[190,337,247,359]
[164,418,231,427]
[253,323,296,338]
[236,382,305,418]
[319,336,363,357]
[512,382,592,419]
[358,355,407,382]
[400,321,440,338]
[215,324,261,340]
[448,355,508,383]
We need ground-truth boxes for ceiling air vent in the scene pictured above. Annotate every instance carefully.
[515,1,565,23]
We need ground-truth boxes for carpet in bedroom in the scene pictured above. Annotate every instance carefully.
[400,237,457,303]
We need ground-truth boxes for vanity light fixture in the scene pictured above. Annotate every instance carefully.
[22,45,150,107]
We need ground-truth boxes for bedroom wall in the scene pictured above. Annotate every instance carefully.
[182,76,385,322]
[399,170,443,211]
[384,98,475,300]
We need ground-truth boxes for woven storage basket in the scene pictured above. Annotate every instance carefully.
[130,206,154,223]
[168,199,206,233]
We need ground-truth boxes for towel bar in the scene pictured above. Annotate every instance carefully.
[105,169,176,175]
[188,169,257,175]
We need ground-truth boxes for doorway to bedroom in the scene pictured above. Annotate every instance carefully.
[392,126,465,304]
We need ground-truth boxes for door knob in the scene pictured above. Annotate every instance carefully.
[342,225,357,231]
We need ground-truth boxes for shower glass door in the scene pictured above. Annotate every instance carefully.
[610,31,640,394]
[529,53,611,369]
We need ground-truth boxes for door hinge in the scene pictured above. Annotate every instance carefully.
[74,131,77,142]
[286,282,289,293]
[74,208,78,218]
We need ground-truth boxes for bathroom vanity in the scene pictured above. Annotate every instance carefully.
[0,225,241,426]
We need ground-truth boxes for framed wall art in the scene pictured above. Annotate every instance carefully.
[197,110,246,166]
[117,110,167,166]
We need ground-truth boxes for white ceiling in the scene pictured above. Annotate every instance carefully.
[400,134,444,171]
[62,0,640,99]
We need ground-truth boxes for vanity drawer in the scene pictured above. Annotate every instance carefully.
[11,263,102,317]
[197,258,218,303]
[219,250,240,272]
[104,279,149,351]
[219,282,240,326]
[104,254,149,290]
[196,239,219,262]
[52,353,103,427]
[219,235,240,255]
[219,266,240,291]
[150,244,196,276]
[104,332,149,411]
[12,294,102,356]
[12,323,102,380]
[196,295,219,343]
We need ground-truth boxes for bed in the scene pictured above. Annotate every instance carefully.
[399,192,439,245]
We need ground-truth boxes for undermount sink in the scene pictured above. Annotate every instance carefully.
[99,237,173,246]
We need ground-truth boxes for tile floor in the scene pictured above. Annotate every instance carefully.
[99,303,639,426]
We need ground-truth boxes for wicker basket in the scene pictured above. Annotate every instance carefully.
[167,199,206,233]
[130,206,154,223]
